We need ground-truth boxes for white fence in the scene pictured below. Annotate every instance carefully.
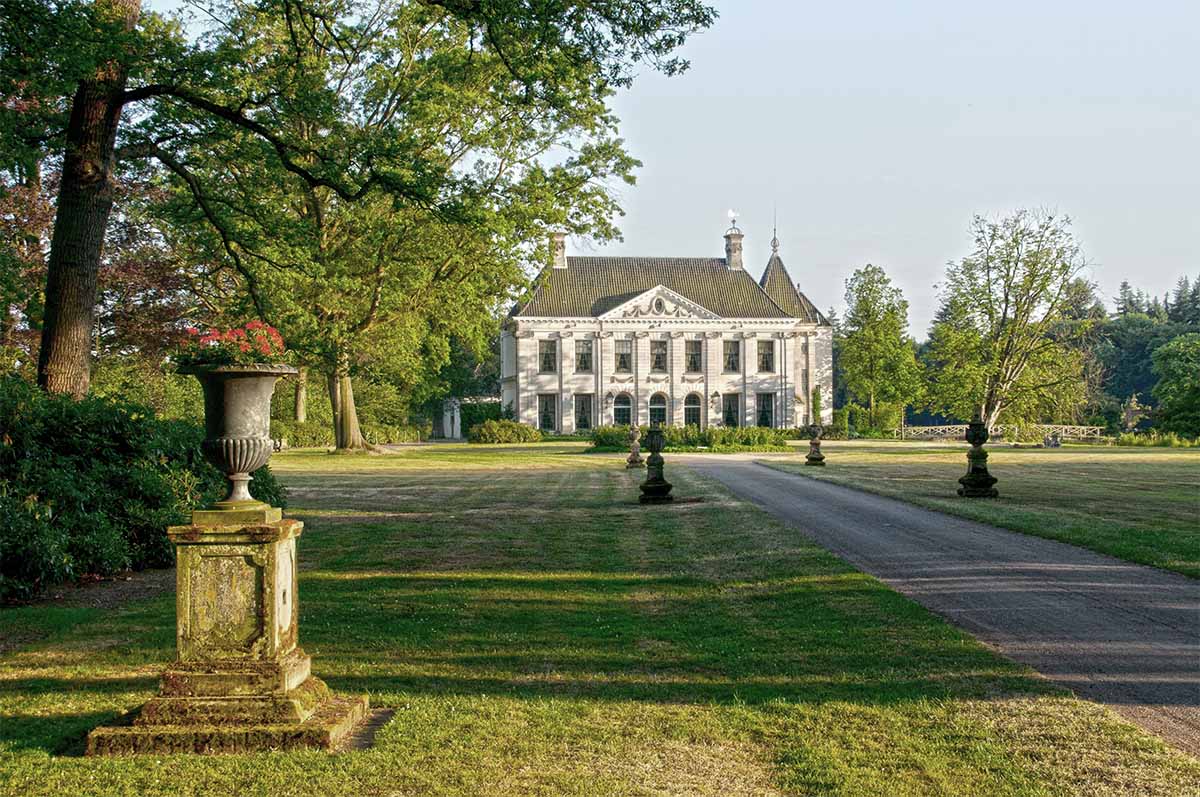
[898,424,1104,441]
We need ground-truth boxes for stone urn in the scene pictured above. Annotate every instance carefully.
[638,426,674,504]
[805,425,826,466]
[957,416,999,498]
[184,364,297,511]
[625,425,645,469]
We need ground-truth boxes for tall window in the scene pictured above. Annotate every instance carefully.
[615,339,632,373]
[723,340,740,372]
[684,393,702,427]
[650,340,668,372]
[649,393,668,426]
[685,340,702,372]
[575,394,594,431]
[722,393,740,427]
[613,393,632,426]
[539,339,557,373]
[575,339,593,372]
[757,340,775,372]
[537,394,557,431]
[756,393,775,427]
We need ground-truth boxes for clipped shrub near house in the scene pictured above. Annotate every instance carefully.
[468,419,542,444]
[589,424,788,452]
[0,376,284,602]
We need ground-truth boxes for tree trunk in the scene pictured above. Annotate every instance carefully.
[294,368,307,422]
[37,0,142,397]
[326,351,370,451]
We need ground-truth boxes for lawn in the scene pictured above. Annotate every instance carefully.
[1,443,1196,796]
[768,440,1200,578]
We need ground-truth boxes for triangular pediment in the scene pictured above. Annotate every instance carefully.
[599,285,721,321]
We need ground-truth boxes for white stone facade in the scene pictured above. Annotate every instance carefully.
[501,231,833,434]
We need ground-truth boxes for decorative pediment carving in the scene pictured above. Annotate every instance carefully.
[600,286,721,321]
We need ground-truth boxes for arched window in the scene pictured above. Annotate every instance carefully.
[613,393,632,426]
[649,393,668,426]
[684,393,702,427]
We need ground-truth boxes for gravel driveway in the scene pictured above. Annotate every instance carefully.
[682,457,1200,756]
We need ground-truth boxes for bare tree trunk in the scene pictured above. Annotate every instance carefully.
[326,350,370,451]
[37,0,142,397]
[294,368,307,422]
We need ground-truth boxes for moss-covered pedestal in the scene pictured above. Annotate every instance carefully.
[87,362,366,755]
[87,507,367,755]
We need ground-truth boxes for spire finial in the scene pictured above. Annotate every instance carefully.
[770,204,780,254]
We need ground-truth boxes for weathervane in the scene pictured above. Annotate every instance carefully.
[726,208,740,234]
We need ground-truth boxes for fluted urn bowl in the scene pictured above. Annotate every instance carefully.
[181,364,297,507]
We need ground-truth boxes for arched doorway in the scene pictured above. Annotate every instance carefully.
[649,393,668,426]
[684,393,702,427]
[613,392,632,426]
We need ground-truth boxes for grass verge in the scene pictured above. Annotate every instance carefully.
[1,443,1195,796]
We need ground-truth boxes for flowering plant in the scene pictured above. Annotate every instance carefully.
[173,320,287,368]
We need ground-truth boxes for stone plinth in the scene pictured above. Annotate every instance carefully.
[957,418,999,498]
[87,509,367,755]
[638,427,674,504]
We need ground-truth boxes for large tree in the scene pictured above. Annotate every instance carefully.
[2,0,716,397]
[838,264,922,429]
[1151,333,1200,436]
[925,210,1091,428]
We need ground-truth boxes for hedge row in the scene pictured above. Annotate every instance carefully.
[467,419,542,443]
[270,419,430,448]
[0,376,285,602]
[589,424,788,451]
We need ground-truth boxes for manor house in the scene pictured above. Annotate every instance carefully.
[501,224,833,433]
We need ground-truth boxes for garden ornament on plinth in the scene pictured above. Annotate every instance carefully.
[639,425,674,504]
[957,413,999,498]
[88,322,367,756]
[805,424,826,466]
[626,424,645,468]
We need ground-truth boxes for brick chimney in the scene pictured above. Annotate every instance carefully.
[724,221,744,270]
[550,232,567,269]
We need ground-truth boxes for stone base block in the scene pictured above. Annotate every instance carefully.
[161,648,312,697]
[87,685,368,756]
[137,673,329,725]
[638,494,675,504]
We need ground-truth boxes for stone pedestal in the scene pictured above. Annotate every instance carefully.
[625,426,645,469]
[957,418,999,498]
[638,427,674,504]
[87,509,367,755]
[804,431,826,466]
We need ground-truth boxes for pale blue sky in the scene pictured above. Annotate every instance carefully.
[590,0,1199,333]
[148,0,1198,334]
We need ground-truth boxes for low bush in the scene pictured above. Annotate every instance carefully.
[468,419,542,444]
[460,401,504,431]
[589,424,788,452]
[1114,430,1200,448]
[270,419,429,448]
[363,422,428,445]
[271,419,333,448]
[0,376,284,602]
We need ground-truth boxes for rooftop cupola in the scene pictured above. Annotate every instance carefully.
[723,214,744,270]
[550,231,567,269]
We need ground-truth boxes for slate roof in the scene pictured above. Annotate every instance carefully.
[514,257,800,319]
[758,253,828,324]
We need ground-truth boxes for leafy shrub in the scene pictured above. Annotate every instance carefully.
[362,422,428,444]
[468,419,542,443]
[589,424,787,452]
[460,401,503,431]
[831,408,850,439]
[270,419,429,448]
[0,376,284,602]
[1114,431,1199,448]
[271,419,333,448]
[590,425,631,448]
